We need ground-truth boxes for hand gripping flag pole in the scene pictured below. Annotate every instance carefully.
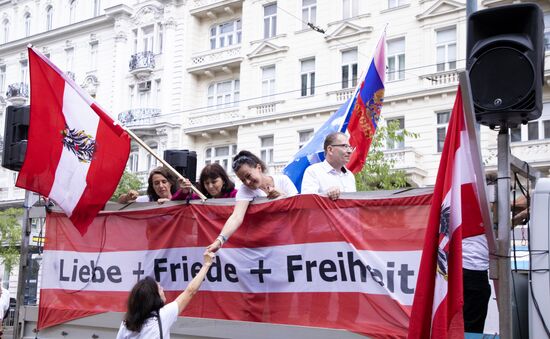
[122,128,207,201]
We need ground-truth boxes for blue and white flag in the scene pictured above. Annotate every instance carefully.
[283,31,386,192]
[283,97,355,192]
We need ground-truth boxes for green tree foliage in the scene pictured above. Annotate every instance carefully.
[111,171,143,201]
[0,208,23,274]
[355,119,419,191]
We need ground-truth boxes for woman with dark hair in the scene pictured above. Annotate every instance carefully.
[118,166,192,204]
[205,150,297,253]
[116,252,214,339]
[172,163,237,200]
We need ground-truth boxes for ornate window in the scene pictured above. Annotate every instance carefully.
[302,0,316,29]
[260,135,274,164]
[205,145,237,173]
[341,49,357,89]
[210,19,241,49]
[261,65,276,102]
[207,79,240,108]
[300,58,315,96]
[387,38,405,81]
[436,27,456,72]
[263,3,277,39]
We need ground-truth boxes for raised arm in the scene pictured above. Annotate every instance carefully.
[174,252,215,313]
[205,200,250,253]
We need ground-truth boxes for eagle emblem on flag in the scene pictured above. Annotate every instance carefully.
[436,205,451,280]
[61,126,96,163]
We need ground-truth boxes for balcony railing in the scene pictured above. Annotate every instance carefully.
[129,51,156,79]
[419,69,459,87]
[485,139,550,168]
[188,107,242,128]
[326,87,355,103]
[118,108,161,127]
[249,101,283,116]
[383,148,427,186]
[6,82,29,106]
[188,46,242,74]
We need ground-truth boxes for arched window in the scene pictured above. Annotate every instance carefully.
[2,19,9,43]
[24,13,31,37]
[69,0,77,24]
[46,6,53,30]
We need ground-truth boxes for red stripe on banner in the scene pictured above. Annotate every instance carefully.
[69,115,130,234]
[38,289,410,338]
[16,49,66,194]
[45,194,431,253]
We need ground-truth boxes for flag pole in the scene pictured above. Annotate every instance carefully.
[122,127,207,201]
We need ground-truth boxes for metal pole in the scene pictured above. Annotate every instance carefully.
[123,128,207,201]
[466,0,477,16]
[13,191,33,339]
[496,126,513,339]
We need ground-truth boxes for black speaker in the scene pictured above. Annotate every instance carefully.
[2,105,30,171]
[467,3,544,127]
[163,149,197,183]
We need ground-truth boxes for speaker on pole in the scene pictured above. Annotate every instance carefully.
[163,149,197,183]
[2,105,30,171]
[467,3,544,127]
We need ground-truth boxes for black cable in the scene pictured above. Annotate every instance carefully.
[525,168,550,337]
[511,173,523,339]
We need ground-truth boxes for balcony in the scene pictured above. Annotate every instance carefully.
[249,101,284,116]
[118,108,161,127]
[186,107,243,132]
[383,148,427,186]
[6,83,29,106]
[484,139,550,171]
[419,69,459,89]
[129,51,156,80]
[326,88,355,103]
[188,46,243,75]
[189,0,243,19]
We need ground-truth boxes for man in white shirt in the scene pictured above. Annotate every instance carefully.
[301,132,356,200]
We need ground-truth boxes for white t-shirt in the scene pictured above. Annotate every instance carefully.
[236,174,298,201]
[301,160,356,194]
[116,301,179,339]
[0,287,9,319]
[462,234,489,271]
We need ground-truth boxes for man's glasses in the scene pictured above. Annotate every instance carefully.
[330,144,356,152]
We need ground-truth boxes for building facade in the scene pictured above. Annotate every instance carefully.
[0,0,549,299]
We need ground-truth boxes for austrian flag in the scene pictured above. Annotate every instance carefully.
[16,47,130,235]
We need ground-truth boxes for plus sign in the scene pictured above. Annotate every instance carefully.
[250,259,272,283]
[132,262,144,281]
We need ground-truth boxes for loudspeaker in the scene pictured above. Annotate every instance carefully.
[163,149,197,183]
[2,105,30,171]
[467,3,544,127]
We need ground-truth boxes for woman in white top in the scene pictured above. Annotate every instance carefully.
[206,150,298,253]
[116,252,214,339]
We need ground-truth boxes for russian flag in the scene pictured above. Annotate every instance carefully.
[283,31,385,191]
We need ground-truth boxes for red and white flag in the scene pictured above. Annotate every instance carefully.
[16,47,130,235]
[407,87,485,338]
